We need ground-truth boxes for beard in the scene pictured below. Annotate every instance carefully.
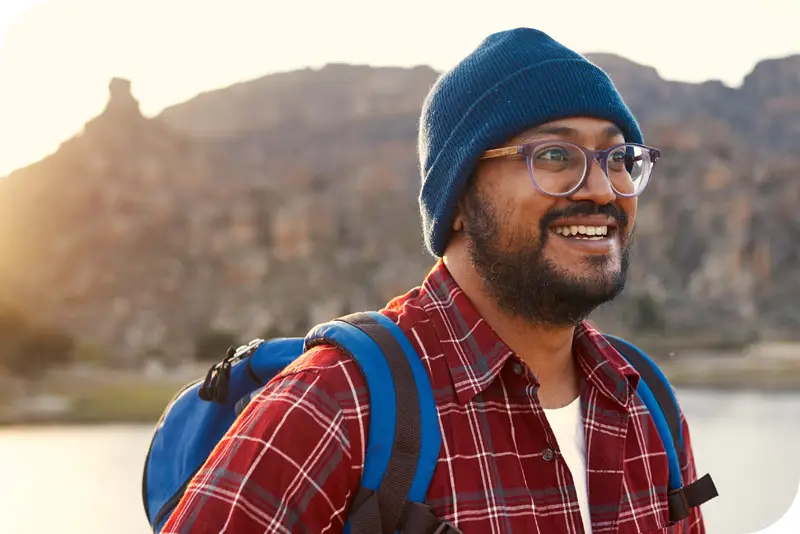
[461,186,633,328]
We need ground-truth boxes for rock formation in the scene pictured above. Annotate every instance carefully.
[0,57,798,361]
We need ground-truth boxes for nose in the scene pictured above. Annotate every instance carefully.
[569,158,616,205]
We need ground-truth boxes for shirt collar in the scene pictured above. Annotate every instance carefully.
[418,260,639,407]
[573,323,640,407]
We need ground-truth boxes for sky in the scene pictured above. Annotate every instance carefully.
[0,0,798,177]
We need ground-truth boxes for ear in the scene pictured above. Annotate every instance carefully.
[452,210,464,232]
[452,172,477,233]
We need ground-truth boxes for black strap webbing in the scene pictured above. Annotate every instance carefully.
[402,502,463,534]
[340,312,423,534]
[604,336,682,457]
[668,474,719,523]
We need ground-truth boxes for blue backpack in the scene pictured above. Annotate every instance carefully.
[142,311,717,533]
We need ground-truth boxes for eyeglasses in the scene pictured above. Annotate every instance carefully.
[480,141,661,198]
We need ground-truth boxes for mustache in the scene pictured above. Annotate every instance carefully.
[540,202,629,233]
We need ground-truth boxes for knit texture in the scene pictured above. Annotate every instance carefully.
[417,27,643,257]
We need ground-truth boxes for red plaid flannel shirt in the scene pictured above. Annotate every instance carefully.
[163,261,706,533]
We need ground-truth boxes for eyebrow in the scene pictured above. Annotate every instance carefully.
[522,124,624,142]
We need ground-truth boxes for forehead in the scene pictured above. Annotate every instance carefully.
[510,117,626,145]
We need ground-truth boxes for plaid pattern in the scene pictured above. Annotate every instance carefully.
[163,261,706,534]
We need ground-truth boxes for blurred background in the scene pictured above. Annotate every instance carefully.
[0,1,799,533]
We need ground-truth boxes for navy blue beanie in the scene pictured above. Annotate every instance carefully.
[418,27,643,257]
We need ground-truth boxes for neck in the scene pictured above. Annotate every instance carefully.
[443,254,580,409]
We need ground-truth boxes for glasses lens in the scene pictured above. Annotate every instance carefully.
[607,144,653,196]
[528,142,587,195]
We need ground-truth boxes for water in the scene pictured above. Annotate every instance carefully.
[1,390,798,534]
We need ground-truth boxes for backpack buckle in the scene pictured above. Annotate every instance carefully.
[196,340,256,403]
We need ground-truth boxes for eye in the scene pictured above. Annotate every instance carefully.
[608,147,634,171]
[610,151,627,164]
[535,146,571,162]
[608,145,646,174]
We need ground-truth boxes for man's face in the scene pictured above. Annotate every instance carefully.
[459,117,638,327]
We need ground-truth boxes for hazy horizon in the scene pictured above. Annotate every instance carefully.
[1,0,799,177]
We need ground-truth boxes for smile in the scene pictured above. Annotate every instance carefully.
[547,217,620,254]
[551,224,610,240]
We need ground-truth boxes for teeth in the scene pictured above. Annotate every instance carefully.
[553,225,609,239]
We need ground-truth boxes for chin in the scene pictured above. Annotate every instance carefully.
[549,253,621,276]
[551,261,626,297]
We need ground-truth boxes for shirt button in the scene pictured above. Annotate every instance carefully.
[542,448,555,462]
[512,362,524,375]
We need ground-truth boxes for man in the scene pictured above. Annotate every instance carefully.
[163,27,708,533]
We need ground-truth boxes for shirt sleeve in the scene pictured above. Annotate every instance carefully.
[679,406,707,534]
[161,346,368,534]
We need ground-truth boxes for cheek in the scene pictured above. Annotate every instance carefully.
[479,164,561,245]
[498,167,558,219]
[618,198,637,232]
[507,196,558,245]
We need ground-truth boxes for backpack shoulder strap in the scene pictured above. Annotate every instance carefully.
[604,335,683,453]
[306,311,447,534]
[604,334,718,523]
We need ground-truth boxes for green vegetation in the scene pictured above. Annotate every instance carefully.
[631,295,664,333]
[73,342,113,367]
[0,364,200,425]
[0,306,77,379]
[659,356,800,392]
[69,383,183,423]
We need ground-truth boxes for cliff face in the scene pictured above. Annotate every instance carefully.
[1,57,798,360]
[0,79,238,360]
[586,53,800,153]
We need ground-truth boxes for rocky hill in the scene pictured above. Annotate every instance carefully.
[0,56,798,362]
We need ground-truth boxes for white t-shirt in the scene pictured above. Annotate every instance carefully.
[543,396,592,534]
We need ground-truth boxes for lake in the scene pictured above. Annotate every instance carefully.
[1,389,799,533]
